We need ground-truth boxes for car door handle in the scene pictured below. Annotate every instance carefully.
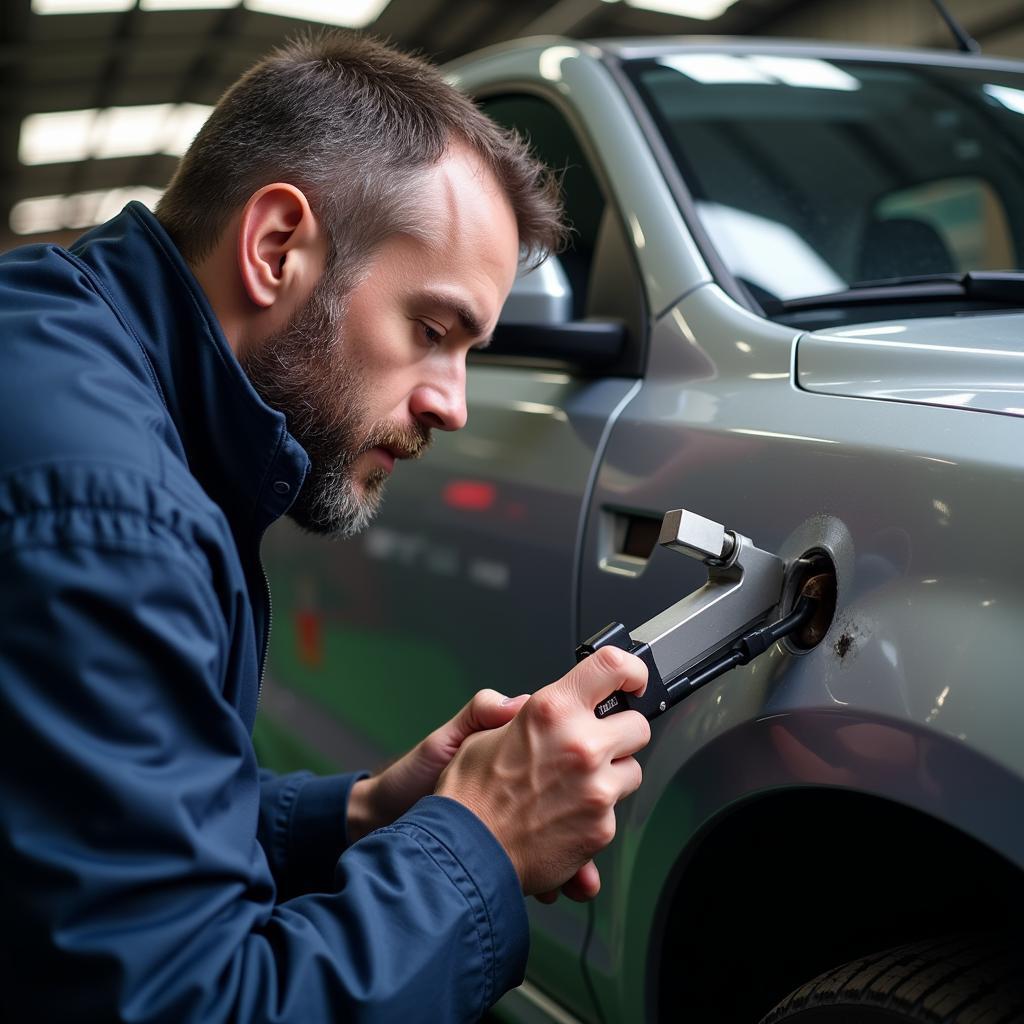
[597,509,663,577]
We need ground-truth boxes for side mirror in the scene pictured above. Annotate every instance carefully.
[499,254,572,326]
[484,255,627,372]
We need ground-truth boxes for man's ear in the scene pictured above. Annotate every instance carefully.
[237,183,325,309]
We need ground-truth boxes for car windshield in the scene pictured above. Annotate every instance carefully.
[624,54,1024,305]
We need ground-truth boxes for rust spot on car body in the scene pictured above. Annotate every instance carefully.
[834,632,854,659]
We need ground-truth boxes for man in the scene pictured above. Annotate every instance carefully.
[0,31,649,1022]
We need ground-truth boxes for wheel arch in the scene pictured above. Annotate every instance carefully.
[604,708,1024,1023]
[651,786,1024,1023]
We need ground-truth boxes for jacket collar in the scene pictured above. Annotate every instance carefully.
[70,202,310,541]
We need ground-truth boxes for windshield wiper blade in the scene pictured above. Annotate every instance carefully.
[768,272,1024,314]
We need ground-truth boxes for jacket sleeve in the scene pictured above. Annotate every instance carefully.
[0,530,528,1023]
[257,768,368,900]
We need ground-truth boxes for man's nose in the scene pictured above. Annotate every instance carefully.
[409,367,468,432]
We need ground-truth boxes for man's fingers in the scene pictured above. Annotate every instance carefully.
[610,755,643,801]
[567,646,648,709]
[605,710,651,761]
[561,861,601,902]
[535,862,602,904]
[420,690,527,768]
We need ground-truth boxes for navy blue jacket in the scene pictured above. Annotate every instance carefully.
[0,203,527,1022]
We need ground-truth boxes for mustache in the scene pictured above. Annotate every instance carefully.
[360,420,433,461]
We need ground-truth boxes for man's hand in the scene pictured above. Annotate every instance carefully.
[436,647,650,899]
[347,688,530,843]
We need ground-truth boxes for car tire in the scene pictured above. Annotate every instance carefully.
[760,934,1024,1023]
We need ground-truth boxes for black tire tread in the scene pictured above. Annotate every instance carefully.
[761,935,1024,1024]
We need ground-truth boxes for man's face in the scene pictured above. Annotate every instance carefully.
[242,147,520,537]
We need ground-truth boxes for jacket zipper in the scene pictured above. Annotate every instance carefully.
[256,561,272,712]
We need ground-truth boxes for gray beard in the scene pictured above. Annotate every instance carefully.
[239,275,386,539]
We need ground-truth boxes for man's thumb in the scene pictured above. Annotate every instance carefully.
[455,689,529,738]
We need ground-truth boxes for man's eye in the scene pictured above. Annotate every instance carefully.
[421,322,442,344]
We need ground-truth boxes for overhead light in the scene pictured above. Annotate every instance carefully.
[32,0,133,11]
[984,83,1024,115]
[623,0,738,18]
[19,109,99,165]
[10,187,164,235]
[90,104,180,159]
[19,103,213,165]
[34,0,392,16]
[140,0,238,8]
[243,0,390,27]
[164,103,214,156]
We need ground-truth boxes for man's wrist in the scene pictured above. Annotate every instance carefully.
[435,779,523,888]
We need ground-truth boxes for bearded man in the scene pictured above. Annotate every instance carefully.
[0,32,650,1023]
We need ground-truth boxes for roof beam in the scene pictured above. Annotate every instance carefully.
[518,0,607,37]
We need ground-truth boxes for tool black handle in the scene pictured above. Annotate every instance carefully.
[576,622,669,720]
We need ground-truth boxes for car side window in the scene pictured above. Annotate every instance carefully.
[480,94,607,320]
[479,93,647,364]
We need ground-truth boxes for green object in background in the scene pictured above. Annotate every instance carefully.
[267,618,469,757]
[252,712,337,775]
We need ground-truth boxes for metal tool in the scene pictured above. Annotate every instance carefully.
[578,508,824,720]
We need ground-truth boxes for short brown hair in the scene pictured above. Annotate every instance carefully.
[157,31,565,277]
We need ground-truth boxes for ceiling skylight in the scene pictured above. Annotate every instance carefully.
[10,187,164,235]
[19,103,213,165]
[34,0,391,18]
[242,0,390,27]
[32,0,133,12]
[622,0,739,18]
[139,0,238,9]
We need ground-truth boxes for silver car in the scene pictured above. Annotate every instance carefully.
[259,35,1024,1024]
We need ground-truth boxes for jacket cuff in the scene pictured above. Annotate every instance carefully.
[384,795,529,1003]
[284,771,368,895]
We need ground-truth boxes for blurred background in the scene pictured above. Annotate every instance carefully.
[1,0,1022,253]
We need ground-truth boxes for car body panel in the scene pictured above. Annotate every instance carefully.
[578,282,1024,1017]
[798,312,1024,417]
[581,281,1024,778]
[592,710,1024,1023]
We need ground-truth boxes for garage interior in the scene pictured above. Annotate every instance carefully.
[2,0,1024,253]
[5,4,1024,1023]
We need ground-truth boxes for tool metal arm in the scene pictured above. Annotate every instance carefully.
[578,509,795,720]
